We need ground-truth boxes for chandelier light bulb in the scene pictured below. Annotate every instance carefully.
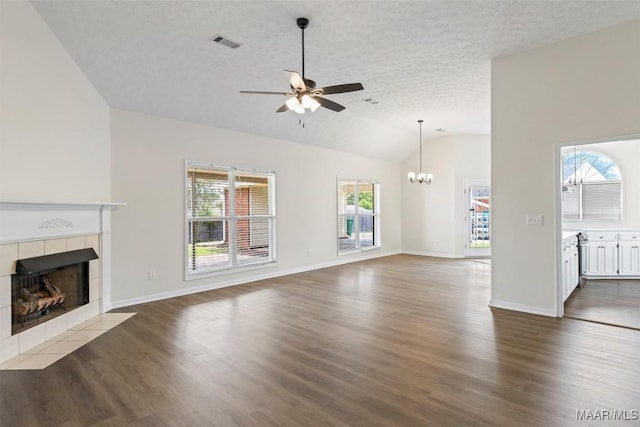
[425,173,434,185]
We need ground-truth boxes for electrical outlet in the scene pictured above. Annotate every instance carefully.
[526,214,543,226]
[148,270,157,280]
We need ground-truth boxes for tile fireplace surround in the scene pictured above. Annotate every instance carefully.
[0,200,122,364]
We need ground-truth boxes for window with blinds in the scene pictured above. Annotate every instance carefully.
[561,149,622,223]
[337,178,380,254]
[186,163,275,277]
[561,181,622,221]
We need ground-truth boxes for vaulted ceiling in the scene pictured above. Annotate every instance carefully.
[31,1,640,161]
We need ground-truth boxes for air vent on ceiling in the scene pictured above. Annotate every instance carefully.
[210,34,242,49]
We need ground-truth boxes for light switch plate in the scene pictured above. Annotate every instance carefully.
[526,214,543,226]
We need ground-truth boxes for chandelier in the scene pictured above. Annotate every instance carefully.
[407,120,433,184]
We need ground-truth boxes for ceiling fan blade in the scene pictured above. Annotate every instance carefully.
[285,70,306,92]
[317,83,364,95]
[240,90,291,95]
[314,96,345,112]
[276,104,289,113]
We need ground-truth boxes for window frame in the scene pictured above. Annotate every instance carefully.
[561,150,623,224]
[185,161,276,279]
[336,177,381,255]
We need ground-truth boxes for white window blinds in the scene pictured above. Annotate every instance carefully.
[582,182,622,221]
[186,163,275,276]
[561,182,622,222]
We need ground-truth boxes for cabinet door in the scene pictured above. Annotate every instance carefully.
[601,243,618,275]
[585,244,601,276]
[619,243,640,276]
[585,243,618,276]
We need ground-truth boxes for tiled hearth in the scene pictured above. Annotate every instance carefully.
[0,200,122,364]
[0,312,135,370]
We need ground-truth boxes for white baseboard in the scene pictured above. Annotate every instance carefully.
[401,250,462,259]
[110,249,402,309]
[489,299,557,317]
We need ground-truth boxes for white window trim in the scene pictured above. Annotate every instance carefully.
[185,161,277,280]
[337,177,381,255]
[561,149,623,225]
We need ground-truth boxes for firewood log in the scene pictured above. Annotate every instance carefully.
[42,276,63,305]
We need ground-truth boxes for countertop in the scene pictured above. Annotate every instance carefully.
[562,231,579,241]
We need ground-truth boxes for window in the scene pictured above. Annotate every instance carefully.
[337,178,380,253]
[186,163,275,277]
[561,150,622,222]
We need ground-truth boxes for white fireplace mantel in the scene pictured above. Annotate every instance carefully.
[0,199,124,312]
[0,200,124,244]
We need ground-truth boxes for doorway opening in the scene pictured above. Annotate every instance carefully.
[556,137,640,329]
[464,180,491,258]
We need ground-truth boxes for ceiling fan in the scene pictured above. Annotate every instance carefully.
[240,17,364,114]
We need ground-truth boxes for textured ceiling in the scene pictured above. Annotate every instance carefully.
[30,1,640,161]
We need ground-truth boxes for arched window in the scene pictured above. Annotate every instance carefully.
[562,150,622,222]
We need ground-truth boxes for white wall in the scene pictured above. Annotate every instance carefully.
[401,135,490,258]
[111,109,402,305]
[0,0,110,202]
[491,20,640,316]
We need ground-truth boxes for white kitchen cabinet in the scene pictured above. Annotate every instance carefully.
[619,241,640,276]
[562,236,579,301]
[581,230,640,278]
[584,242,618,276]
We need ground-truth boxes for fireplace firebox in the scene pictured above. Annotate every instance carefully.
[11,248,98,335]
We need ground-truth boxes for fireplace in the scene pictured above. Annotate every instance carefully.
[11,248,98,335]
[1,200,121,364]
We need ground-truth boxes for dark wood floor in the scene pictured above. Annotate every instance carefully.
[565,278,640,330]
[2,255,639,426]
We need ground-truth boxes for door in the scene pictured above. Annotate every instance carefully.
[464,181,491,257]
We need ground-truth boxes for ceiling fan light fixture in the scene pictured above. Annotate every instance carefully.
[301,94,320,111]
[286,97,301,111]
[239,17,363,114]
